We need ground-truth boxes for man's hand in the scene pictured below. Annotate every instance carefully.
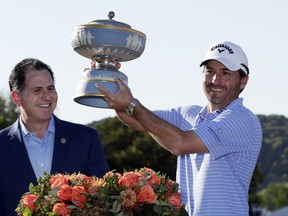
[96,78,133,111]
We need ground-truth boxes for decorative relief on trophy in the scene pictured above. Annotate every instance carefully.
[71,11,146,108]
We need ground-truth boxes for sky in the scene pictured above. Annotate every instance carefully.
[1,0,287,125]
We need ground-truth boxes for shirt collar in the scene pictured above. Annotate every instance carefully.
[20,116,56,136]
[199,98,244,119]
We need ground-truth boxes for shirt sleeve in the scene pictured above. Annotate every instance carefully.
[193,109,259,160]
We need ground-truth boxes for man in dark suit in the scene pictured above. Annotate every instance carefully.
[0,58,109,215]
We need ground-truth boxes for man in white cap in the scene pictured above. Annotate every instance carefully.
[97,41,262,215]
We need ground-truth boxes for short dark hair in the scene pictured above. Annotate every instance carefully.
[9,58,55,92]
[238,69,248,93]
[239,69,248,78]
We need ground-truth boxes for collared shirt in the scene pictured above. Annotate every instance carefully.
[154,98,262,216]
[20,116,55,180]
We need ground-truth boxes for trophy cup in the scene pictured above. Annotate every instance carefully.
[71,11,146,108]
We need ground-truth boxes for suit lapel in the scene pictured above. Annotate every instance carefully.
[51,116,70,173]
[8,120,37,184]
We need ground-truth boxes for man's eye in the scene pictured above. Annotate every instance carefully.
[223,71,232,76]
[205,70,213,75]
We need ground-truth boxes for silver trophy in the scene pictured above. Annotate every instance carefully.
[71,11,146,108]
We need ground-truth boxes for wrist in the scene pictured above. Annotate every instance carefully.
[125,98,139,117]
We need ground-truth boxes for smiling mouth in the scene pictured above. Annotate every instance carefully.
[39,104,51,108]
[210,86,225,93]
[211,88,222,92]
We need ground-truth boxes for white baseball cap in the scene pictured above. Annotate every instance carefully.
[200,41,249,75]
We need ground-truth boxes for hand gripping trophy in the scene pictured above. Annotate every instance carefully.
[71,11,146,108]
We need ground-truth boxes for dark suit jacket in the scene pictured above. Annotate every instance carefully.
[0,115,109,216]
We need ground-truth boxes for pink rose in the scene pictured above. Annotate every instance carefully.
[167,193,182,209]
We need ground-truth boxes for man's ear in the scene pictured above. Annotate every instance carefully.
[11,91,21,107]
[240,75,249,91]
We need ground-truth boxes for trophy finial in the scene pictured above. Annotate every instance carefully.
[108,11,115,19]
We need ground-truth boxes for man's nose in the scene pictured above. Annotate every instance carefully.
[41,91,51,100]
[211,74,222,84]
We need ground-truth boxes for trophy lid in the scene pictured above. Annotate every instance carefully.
[71,11,146,61]
[88,11,131,28]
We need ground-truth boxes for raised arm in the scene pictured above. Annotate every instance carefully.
[96,79,208,155]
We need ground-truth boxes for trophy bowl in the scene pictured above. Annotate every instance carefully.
[71,11,146,108]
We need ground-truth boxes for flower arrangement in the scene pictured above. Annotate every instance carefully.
[16,167,188,216]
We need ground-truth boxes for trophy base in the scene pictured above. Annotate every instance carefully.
[74,68,128,108]
[74,95,109,108]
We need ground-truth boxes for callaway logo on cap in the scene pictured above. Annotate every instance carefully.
[200,41,249,75]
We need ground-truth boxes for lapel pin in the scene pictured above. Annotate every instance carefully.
[61,138,67,144]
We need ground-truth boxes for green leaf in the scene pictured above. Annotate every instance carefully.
[153,204,162,213]
[23,207,33,216]
[110,200,121,213]
[28,183,35,192]
[48,187,60,196]
[117,212,124,216]
[67,204,78,209]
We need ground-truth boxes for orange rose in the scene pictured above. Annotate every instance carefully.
[137,185,158,204]
[23,194,39,210]
[118,172,142,189]
[50,175,69,189]
[147,175,161,186]
[52,202,70,216]
[167,193,182,209]
[71,186,87,208]
[57,184,73,201]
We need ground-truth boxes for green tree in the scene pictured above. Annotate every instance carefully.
[0,95,19,129]
[249,164,264,206]
[258,182,288,211]
[90,117,177,179]
[257,115,288,188]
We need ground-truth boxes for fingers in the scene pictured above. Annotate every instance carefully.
[115,78,126,88]
[83,68,90,72]
[95,83,119,109]
[115,62,121,70]
[91,60,96,69]
[95,83,111,97]
[96,79,126,98]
